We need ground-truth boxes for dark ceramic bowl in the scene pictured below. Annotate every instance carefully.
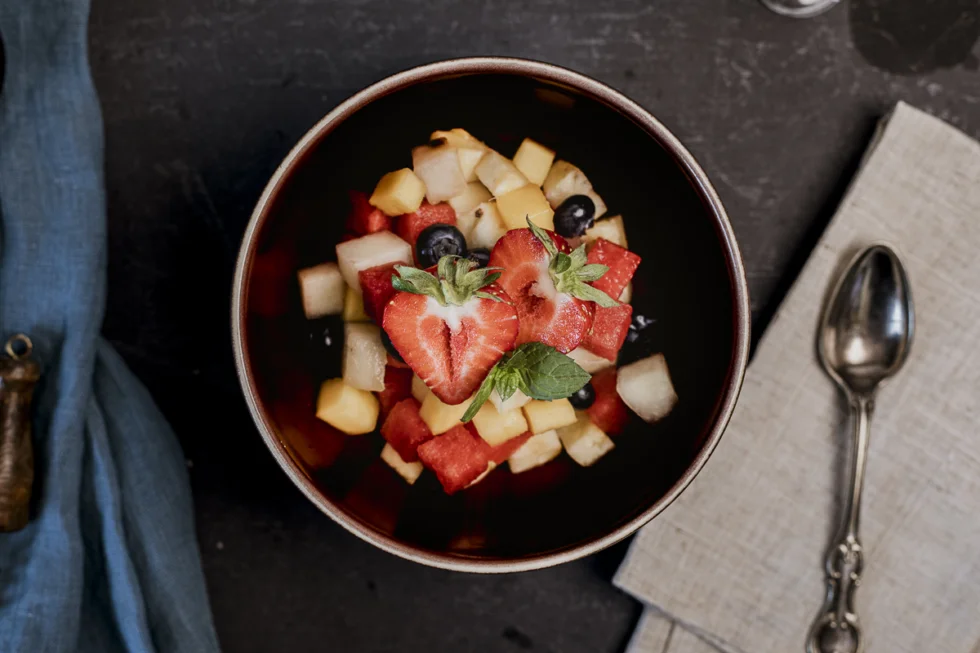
[232,57,750,572]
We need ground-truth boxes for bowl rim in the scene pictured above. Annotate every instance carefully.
[232,56,751,573]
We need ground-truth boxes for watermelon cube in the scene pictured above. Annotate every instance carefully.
[346,190,392,235]
[395,201,456,248]
[377,366,413,418]
[416,423,492,494]
[587,368,629,436]
[380,398,434,462]
[587,238,640,298]
[581,303,633,361]
[358,263,400,322]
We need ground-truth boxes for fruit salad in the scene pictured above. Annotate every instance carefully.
[294,129,678,494]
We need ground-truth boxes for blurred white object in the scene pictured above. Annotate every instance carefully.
[759,0,839,18]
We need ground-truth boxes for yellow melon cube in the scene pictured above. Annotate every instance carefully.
[583,215,627,249]
[496,185,555,231]
[419,392,473,435]
[343,286,369,322]
[522,398,577,434]
[508,430,562,474]
[369,168,426,216]
[558,412,615,467]
[471,402,529,446]
[315,378,379,435]
[411,375,430,403]
[381,443,424,484]
[512,138,556,186]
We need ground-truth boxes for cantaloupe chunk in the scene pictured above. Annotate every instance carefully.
[418,392,473,435]
[475,151,528,196]
[522,398,577,434]
[558,412,615,467]
[315,378,379,435]
[471,402,529,447]
[369,168,427,216]
[512,138,555,186]
[496,185,555,231]
[508,430,562,474]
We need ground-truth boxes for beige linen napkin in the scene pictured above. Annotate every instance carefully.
[615,102,980,653]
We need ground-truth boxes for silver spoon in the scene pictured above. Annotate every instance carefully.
[759,0,840,18]
[807,245,914,653]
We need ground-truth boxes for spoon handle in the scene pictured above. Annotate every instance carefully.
[807,396,872,653]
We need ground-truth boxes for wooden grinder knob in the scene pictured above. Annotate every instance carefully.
[0,335,40,532]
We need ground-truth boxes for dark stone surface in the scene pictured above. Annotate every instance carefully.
[85,1,979,651]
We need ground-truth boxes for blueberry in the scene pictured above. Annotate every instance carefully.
[569,382,596,409]
[467,247,491,268]
[381,329,404,362]
[415,224,466,268]
[554,195,596,238]
[626,313,655,344]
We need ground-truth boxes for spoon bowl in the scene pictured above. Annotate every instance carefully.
[818,245,914,398]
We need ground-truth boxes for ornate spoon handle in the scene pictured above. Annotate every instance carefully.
[806,396,872,653]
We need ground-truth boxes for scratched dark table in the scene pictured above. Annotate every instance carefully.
[88,1,979,651]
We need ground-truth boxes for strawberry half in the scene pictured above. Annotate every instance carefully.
[382,256,519,405]
[490,220,621,353]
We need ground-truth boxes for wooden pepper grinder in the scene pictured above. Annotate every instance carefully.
[0,335,40,532]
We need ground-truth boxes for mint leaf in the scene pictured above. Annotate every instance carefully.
[513,344,592,400]
[461,368,498,423]
[494,368,521,402]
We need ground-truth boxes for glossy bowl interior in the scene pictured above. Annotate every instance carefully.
[234,59,749,572]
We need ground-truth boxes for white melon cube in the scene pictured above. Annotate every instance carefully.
[411,374,430,402]
[542,160,607,219]
[447,182,492,216]
[431,128,488,182]
[583,215,627,249]
[475,151,529,196]
[459,202,507,250]
[341,323,386,392]
[489,388,531,413]
[496,185,555,231]
[297,262,345,319]
[512,138,556,186]
[369,168,427,216]
[412,144,467,203]
[567,347,615,373]
[381,443,424,484]
[335,231,412,293]
[617,353,678,422]
[471,402,529,447]
[558,412,615,467]
[508,430,562,474]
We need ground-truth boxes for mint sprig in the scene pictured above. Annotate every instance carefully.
[526,218,620,308]
[461,342,592,422]
[393,256,503,306]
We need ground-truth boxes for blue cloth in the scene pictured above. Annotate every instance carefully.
[0,1,221,651]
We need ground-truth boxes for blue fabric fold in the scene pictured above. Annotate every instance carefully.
[0,0,221,650]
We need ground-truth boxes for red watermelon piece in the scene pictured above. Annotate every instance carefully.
[380,398,434,462]
[395,201,456,248]
[358,263,400,322]
[587,368,629,436]
[346,190,392,235]
[581,303,633,361]
[487,431,532,465]
[377,366,413,418]
[587,238,640,298]
[417,424,492,494]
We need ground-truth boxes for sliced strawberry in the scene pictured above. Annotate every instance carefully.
[380,398,434,462]
[358,263,401,322]
[490,228,593,353]
[387,353,410,369]
[377,366,413,418]
[587,368,629,436]
[416,423,492,494]
[581,303,633,361]
[587,238,641,298]
[382,259,519,405]
[346,190,392,235]
[395,201,456,248]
